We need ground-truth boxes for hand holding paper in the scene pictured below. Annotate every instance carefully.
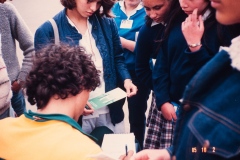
[83,102,94,116]
[88,87,127,110]
[124,79,137,97]
[101,133,136,160]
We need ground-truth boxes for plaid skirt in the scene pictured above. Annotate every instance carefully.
[144,92,176,149]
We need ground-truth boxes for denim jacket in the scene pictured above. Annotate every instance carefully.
[34,9,131,125]
[172,48,240,159]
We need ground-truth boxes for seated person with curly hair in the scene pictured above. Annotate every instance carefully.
[0,44,109,160]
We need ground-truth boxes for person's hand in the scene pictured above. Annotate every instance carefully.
[119,150,134,160]
[182,8,204,52]
[160,102,177,121]
[82,102,94,116]
[130,149,170,160]
[0,0,7,3]
[11,81,22,93]
[124,79,137,97]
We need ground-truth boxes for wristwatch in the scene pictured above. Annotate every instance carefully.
[188,42,202,48]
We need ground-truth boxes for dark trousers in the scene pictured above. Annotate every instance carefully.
[120,71,150,149]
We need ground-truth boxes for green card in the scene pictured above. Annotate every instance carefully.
[89,88,126,110]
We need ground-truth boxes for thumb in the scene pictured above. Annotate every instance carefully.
[119,150,134,160]
[191,8,198,23]
[172,112,177,121]
[125,87,131,96]
[126,150,134,158]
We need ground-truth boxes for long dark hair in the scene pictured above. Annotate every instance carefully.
[145,0,177,26]
[149,0,181,57]
[60,0,115,17]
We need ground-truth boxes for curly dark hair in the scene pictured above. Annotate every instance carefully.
[60,0,115,17]
[26,44,100,109]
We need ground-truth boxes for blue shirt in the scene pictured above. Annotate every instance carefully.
[112,1,146,71]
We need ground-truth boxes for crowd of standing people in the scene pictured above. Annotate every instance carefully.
[0,0,239,159]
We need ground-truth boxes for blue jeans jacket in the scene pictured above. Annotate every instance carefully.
[34,9,131,124]
[172,50,240,160]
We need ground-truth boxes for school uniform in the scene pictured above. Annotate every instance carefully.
[153,10,232,149]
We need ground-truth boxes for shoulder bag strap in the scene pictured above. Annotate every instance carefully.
[48,19,60,45]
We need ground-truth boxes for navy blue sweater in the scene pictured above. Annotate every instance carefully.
[135,23,165,90]
[153,14,232,109]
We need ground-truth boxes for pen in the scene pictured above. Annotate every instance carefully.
[125,144,128,156]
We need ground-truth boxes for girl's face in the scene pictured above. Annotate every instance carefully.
[179,0,209,15]
[74,0,102,18]
[211,0,240,25]
[142,0,171,23]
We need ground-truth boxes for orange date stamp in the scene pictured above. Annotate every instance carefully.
[191,147,216,153]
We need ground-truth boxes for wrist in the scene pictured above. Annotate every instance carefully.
[124,79,132,84]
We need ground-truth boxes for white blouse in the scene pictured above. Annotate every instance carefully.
[66,17,109,119]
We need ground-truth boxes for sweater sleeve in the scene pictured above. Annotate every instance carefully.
[7,3,34,82]
[109,18,131,82]
[185,46,214,69]
[0,56,12,112]
[153,46,171,109]
[135,24,154,90]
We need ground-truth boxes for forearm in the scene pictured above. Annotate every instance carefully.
[18,36,34,81]
[153,51,171,108]
[185,46,213,68]
[120,37,135,52]
[9,3,34,81]
[135,29,154,89]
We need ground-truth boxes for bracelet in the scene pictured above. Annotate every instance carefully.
[188,42,202,48]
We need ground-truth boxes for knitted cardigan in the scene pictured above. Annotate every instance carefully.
[0,2,34,82]
[0,38,12,115]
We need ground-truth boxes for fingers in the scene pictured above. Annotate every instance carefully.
[124,79,137,97]
[182,8,200,28]
[162,110,172,121]
[125,87,131,97]
[131,150,150,160]
[127,85,137,97]
[161,103,177,121]
[119,154,125,160]
[86,102,93,109]
[83,108,94,116]
[172,112,177,121]
[83,103,94,116]
[119,150,134,160]
[127,150,134,157]
[161,103,173,121]
[191,8,198,23]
